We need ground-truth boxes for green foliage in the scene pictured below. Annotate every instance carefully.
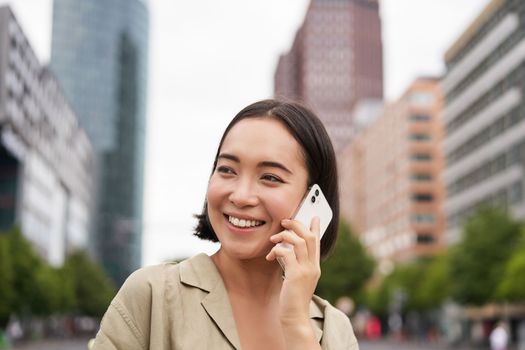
[7,227,44,314]
[367,275,393,317]
[32,266,64,315]
[413,254,450,310]
[0,233,14,328]
[55,266,77,313]
[394,261,430,311]
[316,220,375,305]
[449,206,521,305]
[496,249,525,300]
[367,261,428,315]
[0,226,115,324]
[496,230,525,301]
[367,207,524,312]
[366,255,450,316]
[64,251,116,317]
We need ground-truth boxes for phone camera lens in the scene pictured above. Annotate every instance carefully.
[311,196,316,203]
[315,189,319,196]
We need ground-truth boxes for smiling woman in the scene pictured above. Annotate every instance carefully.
[92,100,358,350]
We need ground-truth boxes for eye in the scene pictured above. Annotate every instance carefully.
[216,166,236,175]
[261,174,283,183]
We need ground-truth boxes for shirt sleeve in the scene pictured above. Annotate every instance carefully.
[91,298,146,350]
[322,305,360,350]
[91,266,162,350]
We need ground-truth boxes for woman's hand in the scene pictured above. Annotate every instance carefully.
[266,217,322,349]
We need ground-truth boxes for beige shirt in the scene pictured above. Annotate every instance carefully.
[92,253,359,350]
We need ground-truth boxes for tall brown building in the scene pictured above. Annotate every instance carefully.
[274,0,383,151]
[338,78,445,264]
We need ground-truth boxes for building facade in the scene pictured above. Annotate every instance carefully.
[50,0,149,284]
[0,6,95,266]
[442,0,525,243]
[338,78,445,263]
[274,0,383,151]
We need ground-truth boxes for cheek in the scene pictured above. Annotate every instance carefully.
[265,191,303,221]
[206,175,226,206]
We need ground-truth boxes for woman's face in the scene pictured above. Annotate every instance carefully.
[207,117,309,261]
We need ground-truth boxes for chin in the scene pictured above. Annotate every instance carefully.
[220,243,270,262]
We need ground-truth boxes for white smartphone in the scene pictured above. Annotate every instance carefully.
[277,184,333,270]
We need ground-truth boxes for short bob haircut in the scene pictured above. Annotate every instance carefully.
[194,99,339,260]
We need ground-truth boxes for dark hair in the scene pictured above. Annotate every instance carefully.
[194,99,339,259]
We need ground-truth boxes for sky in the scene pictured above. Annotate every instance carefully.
[2,0,491,265]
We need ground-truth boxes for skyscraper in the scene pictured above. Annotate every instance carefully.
[50,0,149,284]
[442,0,525,244]
[274,0,383,151]
[0,6,95,266]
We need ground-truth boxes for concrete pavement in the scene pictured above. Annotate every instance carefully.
[9,337,480,350]
[11,337,91,350]
[360,339,478,350]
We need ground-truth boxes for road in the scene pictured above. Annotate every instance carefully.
[360,339,478,350]
[10,338,480,350]
[11,338,91,350]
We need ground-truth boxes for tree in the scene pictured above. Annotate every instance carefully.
[316,220,375,305]
[367,276,392,318]
[366,255,452,317]
[64,251,116,317]
[413,254,450,310]
[0,233,14,328]
[7,227,44,315]
[32,266,64,316]
[496,229,525,301]
[394,261,430,312]
[367,260,430,315]
[449,206,521,305]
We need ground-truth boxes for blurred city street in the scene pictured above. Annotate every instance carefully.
[360,339,476,350]
[11,338,91,350]
[9,338,480,350]
[1,0,525,349]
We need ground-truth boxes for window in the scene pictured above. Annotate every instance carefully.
[407,92,434,106]
[412,194,434,202]
[510,181,523,204]
[411,173,433,181]
[412,213,435,224]
[416,234,435,244]
[410,114,431,122]
[409,133,431,142]
[410,154,432,161]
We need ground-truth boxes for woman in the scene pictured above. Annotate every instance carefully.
[92,100,359,349]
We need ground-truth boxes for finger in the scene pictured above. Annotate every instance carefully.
[266,244,298,269]
[310,216,321,262]
[270,230,309,263]
[281,218,319,261]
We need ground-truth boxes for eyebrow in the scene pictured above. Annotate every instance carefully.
[218,153,294,174]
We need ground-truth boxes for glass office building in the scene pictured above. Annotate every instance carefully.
[50,0,149,285]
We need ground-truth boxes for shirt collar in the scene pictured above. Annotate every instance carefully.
[179,253,324,346]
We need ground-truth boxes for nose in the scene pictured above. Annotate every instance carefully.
[228,178,259,208]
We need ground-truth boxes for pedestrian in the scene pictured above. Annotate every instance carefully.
[91,99,359,349]
[365,315,382,340]
[518,320,525,350]
[490,321,509,350]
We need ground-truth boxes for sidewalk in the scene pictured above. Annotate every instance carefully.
[11,337,91,350]
[359,339,478,350]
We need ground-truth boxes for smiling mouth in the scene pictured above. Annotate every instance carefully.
[225,214,265,228]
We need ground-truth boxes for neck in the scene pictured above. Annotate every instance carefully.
[211,249,283,300]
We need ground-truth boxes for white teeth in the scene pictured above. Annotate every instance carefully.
[228,216,262,228]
